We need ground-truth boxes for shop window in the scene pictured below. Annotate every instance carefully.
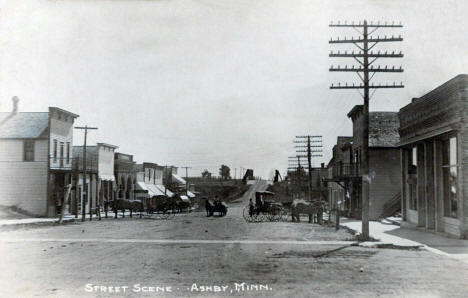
[23,140,34,161]
[442,137,458,218]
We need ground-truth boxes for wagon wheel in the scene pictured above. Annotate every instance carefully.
[272,207,283,221]
[266,210,277,221]
[280,209,289,222]
[242,206,249,221]
[254,213,265,222]
[242,206,254,222]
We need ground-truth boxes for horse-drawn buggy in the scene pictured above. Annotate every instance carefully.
[204,198,228,217]
[243,191,285,222]
[145,195,178,219]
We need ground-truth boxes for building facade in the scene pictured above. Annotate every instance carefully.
[326,106,401,220]
[398,74,468,238]
[72,143,118,215]
[0,100,78,217]
[326,136,354,216]
[114,152,136,200]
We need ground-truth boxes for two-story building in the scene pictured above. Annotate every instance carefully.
[114,152,137,200]
[134,162,170,203]
[326,136,354,216]
[72,143,118,215]
[398,74,468,238]
[326,106,401,220]
[0,98,79,217]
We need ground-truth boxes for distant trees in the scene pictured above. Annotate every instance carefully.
[219,165,231,180]
[201,169,212,179]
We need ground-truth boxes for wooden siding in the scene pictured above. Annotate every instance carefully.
[369,148,402,220]
[0,139,48,216]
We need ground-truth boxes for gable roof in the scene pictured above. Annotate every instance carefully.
[369,112,400,147]
[0,112,49,139]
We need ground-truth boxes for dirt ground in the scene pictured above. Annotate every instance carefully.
[1,185,468,297]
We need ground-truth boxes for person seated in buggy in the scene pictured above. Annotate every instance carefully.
[255,192,264,215]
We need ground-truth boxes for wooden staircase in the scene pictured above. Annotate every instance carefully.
[380,191,401,219]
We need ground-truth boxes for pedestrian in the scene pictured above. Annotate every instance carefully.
[249,198,254,217]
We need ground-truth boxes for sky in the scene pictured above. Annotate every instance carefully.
[0,0,467,178]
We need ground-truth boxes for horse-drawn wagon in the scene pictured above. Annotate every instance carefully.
[243,191,285,222]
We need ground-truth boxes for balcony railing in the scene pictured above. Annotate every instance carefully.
[332,162,360,179]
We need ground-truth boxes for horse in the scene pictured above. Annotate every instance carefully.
[205,199,214,217]
[104,199,142,219]
[205,199,228,217]
[291,199,325,224]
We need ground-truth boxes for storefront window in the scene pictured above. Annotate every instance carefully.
[442,137,458,218]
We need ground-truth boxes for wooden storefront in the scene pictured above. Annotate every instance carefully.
[398,74,468,238]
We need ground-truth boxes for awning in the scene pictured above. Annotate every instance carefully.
[179,195,190,202]
[172,174,186,185]
[186,191,195,198]
[146,184,165,197]
[155,185,174,197]
[99,174,115,182]
[135,181,150,197]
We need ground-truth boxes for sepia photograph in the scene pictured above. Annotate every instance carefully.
[0,0,467,297]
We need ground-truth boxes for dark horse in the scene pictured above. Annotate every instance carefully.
[104,199,144,219]
[205,199,228,217]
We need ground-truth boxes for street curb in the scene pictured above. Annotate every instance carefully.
[338,223,423,250]
[0,217,78,231]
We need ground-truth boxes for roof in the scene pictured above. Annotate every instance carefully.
[0,112,49,138]
[369,112,400,147]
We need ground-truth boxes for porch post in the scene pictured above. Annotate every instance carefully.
[425,141,435,230]
[417,143,426,227]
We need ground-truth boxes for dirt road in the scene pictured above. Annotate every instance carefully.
[1,180,468,297]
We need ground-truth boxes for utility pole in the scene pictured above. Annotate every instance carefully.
[74,125,98,222]
[295,135,323,201]
[180,166,192,195]
[329,20,403,240]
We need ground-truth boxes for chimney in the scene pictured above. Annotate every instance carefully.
[12,96,19,114]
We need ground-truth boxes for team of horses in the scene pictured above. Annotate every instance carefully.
[99,196,325,224]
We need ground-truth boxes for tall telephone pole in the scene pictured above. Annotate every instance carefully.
[329,20,403,240]
[295,135,323,201]
[180,166,192,195]
[75,125,98,222]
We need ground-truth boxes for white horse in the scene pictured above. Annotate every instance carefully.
[291,199,325,223]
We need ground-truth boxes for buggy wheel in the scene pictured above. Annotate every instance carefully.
[273,208,283,221]
[255,213,265,222]
[266,210,276,221]
[280,209,289,222]
[243,206,253,222]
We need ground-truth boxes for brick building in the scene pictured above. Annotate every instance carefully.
[398,74,468,238]
[0,98,79,216]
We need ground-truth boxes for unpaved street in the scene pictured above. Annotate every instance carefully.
[1,182,468,297]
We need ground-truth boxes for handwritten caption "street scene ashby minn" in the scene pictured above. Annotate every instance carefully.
[85,283,273,294]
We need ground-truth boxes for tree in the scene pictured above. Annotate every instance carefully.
[219,165,231,180]
[201,169,212,179]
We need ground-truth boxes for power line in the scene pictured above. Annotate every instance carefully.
[329,19,403,240]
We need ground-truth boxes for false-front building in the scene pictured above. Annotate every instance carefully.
[0,99,79,217]
[398,74,468,238]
